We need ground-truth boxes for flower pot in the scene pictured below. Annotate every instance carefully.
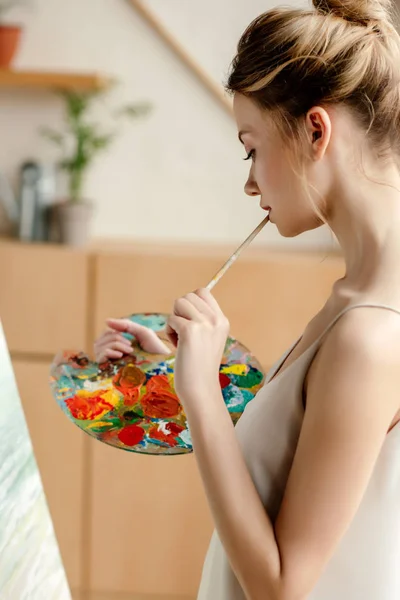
[55,201,93,247]
[0,25,22,68]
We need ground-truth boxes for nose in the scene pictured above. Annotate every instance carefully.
[244,167,261,197]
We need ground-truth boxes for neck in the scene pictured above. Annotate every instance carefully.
[327,161,400,293]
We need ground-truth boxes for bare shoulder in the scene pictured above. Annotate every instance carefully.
[306,305,400,421]
[314,305,400,368]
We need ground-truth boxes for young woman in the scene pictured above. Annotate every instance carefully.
[95,0,400,597]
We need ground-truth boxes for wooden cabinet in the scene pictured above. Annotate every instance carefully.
[93,250,225,335]
[1,239,345,599]
[212,253,344,368]
[94,247,345,369]
[0,241,89,355]
[89,445,212,596]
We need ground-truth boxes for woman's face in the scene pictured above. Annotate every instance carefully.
[233,93,325,237]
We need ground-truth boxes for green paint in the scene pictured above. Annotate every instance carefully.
[230,367,263,388]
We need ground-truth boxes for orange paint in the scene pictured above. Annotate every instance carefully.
[123,386,140,407]
[141,389,182,419]
[66,393,114,421]
[146,374,171,392]
[113,364,146,401]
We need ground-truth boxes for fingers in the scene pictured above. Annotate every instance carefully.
[170,289,228,334]
[195,288,224,314]
[106,318,139,334]
[106,318,170,355]
[135,328,171,354]
[165,323,178,348]
[166,289,229,350]
[174,289,223,317]
[195,288,229,330]
[173,296,202,321]
[173,289,227,330]
[173,291,215,321]
[94,330,133,363]
[94,333,132,354]
[101,348,125,361]
[96,330,132,346]
[98,330,132,350]
[104,340,133,355]
[166,315,187,348]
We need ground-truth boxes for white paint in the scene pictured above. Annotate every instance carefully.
[0,0,332,249]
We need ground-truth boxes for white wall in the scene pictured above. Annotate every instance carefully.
[0,0,332,249]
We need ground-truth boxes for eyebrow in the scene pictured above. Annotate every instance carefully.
[238,130,251,144]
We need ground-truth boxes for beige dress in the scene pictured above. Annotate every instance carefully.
[197,304,400,599]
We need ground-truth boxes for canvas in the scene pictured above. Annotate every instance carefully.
[0,320,72,600]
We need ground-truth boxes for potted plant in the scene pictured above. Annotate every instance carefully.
[0,0,28,67]
[41,90,151,246]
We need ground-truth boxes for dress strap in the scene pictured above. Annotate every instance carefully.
[267,303,400,385]
[315,303,400,346]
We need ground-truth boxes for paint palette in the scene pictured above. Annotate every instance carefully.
[50,313,265,455]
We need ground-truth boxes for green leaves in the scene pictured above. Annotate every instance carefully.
[114,102,152,119]
[90,133,115,151]
[41,90,152,203]
[59,90,99,121]
[40,126,65,149]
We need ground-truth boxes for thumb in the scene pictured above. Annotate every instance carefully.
[106,318,171,355]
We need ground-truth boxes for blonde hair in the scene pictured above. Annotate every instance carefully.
[227,0,400,155]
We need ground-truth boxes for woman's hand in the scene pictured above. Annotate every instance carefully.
[166,288,230,405]
[94,318,170,363]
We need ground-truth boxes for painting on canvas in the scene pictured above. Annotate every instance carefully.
[0,321,71,600]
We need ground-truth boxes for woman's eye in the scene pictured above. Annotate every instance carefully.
[243,149,255,161]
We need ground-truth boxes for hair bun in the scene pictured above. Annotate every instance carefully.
[313,0,392,25]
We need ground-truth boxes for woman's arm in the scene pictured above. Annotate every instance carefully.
[173,301,400,600]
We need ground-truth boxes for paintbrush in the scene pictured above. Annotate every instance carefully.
[205,214,270,291]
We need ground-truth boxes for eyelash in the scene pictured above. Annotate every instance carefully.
[244,149,255,161]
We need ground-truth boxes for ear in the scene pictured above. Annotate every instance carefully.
[305,106,331,160]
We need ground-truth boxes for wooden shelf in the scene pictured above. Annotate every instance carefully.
[0,69,110,91]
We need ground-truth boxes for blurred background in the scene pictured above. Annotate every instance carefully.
[0,0,363,599]
[0,0,336,248]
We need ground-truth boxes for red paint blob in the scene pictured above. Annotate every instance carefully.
[166,422,185,436]
[219,373,231,389]
[148,422,185,447]
[118,424,145,447]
